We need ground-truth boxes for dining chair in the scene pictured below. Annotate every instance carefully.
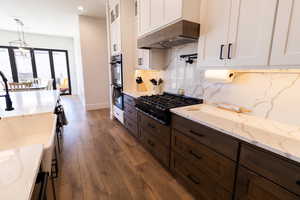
[46,79,54,90]
[9,82,33,91]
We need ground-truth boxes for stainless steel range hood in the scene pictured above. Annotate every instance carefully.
[138,20,200,49]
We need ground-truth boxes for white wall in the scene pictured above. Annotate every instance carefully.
[79,16,110,110]
[0,29,79,95]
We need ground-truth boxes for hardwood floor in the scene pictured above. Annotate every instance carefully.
[53,96,194,200]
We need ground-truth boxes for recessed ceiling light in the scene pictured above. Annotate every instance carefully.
[78,6,84,12]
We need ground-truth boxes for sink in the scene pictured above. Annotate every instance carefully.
[0,114,57,172]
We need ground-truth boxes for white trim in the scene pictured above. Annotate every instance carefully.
[85,102,109,110]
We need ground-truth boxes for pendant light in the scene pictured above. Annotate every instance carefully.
[9,18,31,58]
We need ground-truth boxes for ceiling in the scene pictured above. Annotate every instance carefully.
[0,0,106,37]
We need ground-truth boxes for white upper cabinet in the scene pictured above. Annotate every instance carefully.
[137,0,200,37]
[227,0,277,67]
[164,0,182,25]
[138,0,151,36]
[150,0,164,29]
[198,0,277,68]
[110,0,121,55]
[198,0,232,67]
[270,0,300,66]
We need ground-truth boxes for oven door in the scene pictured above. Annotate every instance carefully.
[112,86,124,110]
[111,55,123,87]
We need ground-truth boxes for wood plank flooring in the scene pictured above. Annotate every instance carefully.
[53,96,194,200]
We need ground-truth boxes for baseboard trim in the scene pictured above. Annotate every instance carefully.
[86,102,109,111]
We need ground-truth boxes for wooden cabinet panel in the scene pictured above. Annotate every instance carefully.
[235,166,299,200]
[197,0,232,67]
[124,94,136,107]
[172,129,236,192]
[140,113,171,147]
[227,0,277,66]
[171,152,232,200]
[140,129,170,168]
[271,0,300,66]
[124,117,139,138]
[124,105,137,122]
[240,144,300,196]
[172,115,239,161]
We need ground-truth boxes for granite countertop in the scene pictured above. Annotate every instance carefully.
[0,144,43,200]
[123,90,155,99]
[171,104,300,164]
[0,90,60,118]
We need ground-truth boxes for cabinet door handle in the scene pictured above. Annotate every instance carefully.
[138,58,143,66]
[228,43,233,59]
[189,130,204,137]
[219,44,225,60]
[189,150,202,160]
[148,123,156,129]
[296,180,300,186]
[147,140,155,147]
[187,174,200,185]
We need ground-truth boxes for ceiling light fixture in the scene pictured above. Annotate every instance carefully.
[78,6,84,12]
[9,18,30,58]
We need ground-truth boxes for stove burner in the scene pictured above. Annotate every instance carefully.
[135,93,203,124]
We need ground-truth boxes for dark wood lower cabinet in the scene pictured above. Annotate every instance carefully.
[172,129,236,192]
[140,129,170,168]
[171,152,232,200]
[122,109,300,200]
[235,166,300,200]
[124,117,139,138]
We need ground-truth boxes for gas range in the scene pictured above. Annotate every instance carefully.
[135,93,203,124]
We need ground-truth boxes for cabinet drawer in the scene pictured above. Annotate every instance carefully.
[140,130,170,168]
[240,144,300,196]
[124,104,137,122]
[140,113,171,147]
[124,94,136,106]
[172,114,239,161]
[235,166,299,200]
[172,129,236,192]
[171,152,232,200]
[124,117,138,138]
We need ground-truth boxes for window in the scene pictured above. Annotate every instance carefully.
[34,50,52,86]
[0,48,12,91]
[13,49,33,81]
[0,46,72,95]
[53,51,70,94]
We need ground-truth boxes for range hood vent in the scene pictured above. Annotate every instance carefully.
[138,20,200,49]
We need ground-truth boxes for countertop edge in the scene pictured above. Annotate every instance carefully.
[170,108,300,164]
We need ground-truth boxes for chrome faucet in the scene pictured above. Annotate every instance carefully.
[0,70,14,111]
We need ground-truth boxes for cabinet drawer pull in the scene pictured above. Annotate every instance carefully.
[228,43,233,59]
[219,44,225,60]
[189,150,202,160]
[187,174,200,185]
[147,140,155,147]
[148,123,156,129]
[189,130,204,137]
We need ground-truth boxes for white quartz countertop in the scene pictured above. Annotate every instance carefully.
[123,90,155,98]
[0,90,60,118]
[0,144,43,200]
[171,104,300,164]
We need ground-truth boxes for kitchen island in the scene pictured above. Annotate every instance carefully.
[0,90,60,118]
[0,144,43,200]
[0,90,60,200]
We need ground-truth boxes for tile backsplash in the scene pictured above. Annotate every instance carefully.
[163,43,300,127]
